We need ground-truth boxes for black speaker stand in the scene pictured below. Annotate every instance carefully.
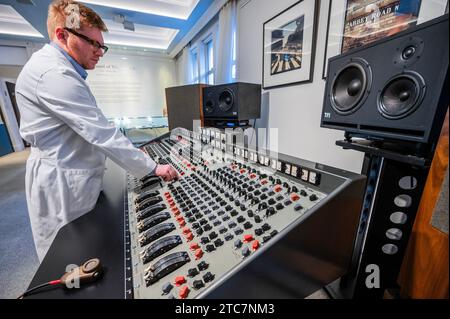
[325,137,434,299]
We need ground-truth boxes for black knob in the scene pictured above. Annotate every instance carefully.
[292,186,298,193]
[258,202,268,210]
[266,207,276,217]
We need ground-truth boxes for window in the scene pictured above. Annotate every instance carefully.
[231,29,237,80]
[190,48,199,83]
[205,39,214,85]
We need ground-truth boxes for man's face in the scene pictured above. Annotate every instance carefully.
[65,27,104,70]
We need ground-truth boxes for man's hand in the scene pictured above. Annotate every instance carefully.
[154,164,179,182]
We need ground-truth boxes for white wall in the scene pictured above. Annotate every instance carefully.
[0,65,22,79]
[87,49,177,118]
[0,39,176,119]
[238,0,364,173]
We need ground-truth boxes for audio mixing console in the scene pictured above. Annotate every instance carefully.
[124,128,365,299]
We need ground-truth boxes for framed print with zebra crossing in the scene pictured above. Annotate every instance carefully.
[263,0,319,89]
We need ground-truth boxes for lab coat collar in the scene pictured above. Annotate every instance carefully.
[50,42,88,80]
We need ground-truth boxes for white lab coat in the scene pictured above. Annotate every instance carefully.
[15,44,157,261]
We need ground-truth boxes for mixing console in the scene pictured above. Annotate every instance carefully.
[124,128,365,299]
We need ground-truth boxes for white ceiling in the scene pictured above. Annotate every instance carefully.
[0,0,213,53]
[103,19,179,50]
[80,0,200,20]
[0,4,43,38]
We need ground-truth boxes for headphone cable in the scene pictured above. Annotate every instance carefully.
[17,279,61,299]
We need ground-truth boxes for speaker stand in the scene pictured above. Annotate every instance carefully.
[325,138,433,299]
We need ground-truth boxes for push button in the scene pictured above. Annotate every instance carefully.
[203,272,215,283]
[162,282,173,295]
[252,240,260,251]
[187,268,199,277]
[194,248,203,260]
[174,276,186,286]
[193,280,204,290]
[243,234,254,243]
[179,286,190,299]
[197,261,209,271]
[190,243,200,250]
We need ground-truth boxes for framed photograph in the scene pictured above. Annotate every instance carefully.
[263,0,319,89]
[322,0,449,79]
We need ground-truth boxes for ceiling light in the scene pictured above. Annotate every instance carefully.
[0,4,44,38]
[113,14,134,31]
[81,0,200,20]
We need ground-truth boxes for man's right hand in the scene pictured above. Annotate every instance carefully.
[154,164,179,182]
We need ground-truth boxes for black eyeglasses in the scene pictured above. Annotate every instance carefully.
[64,28,108,54]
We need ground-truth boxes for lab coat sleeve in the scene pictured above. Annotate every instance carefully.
[35,66,157,178]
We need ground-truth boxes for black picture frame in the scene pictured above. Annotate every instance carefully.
[262,0,319,90]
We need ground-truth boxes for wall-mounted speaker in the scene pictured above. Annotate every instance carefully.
[321,15,449,146]
[165,84,208,131]
[202,82,261,120]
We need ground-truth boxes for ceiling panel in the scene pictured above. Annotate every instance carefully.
[0,4,43,38]
[80,0,200,20]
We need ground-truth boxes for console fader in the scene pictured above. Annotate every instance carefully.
[124,128,365,299]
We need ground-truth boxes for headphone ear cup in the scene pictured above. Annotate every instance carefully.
[82,258,102,273]
[60,258,103,286]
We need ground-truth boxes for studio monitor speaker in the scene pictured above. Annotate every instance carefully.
[166,84,208,131]
[321,15,449,145]
[202,82,262,120]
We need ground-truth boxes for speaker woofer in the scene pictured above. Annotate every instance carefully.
[377,71,426,120]
[330,59,372,115]
[218,89,234,112]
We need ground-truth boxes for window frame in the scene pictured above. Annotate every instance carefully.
[203,34,214,85]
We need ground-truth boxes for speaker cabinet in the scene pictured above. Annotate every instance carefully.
[165,84,208,131]
[202,82,262,120]
[321,15,449,145]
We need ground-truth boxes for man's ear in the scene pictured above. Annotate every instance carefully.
[55,27,66,43]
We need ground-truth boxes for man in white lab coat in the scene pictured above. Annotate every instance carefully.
[15,0,178,262]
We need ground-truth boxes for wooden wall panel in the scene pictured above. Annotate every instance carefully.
[398,110,449,299]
